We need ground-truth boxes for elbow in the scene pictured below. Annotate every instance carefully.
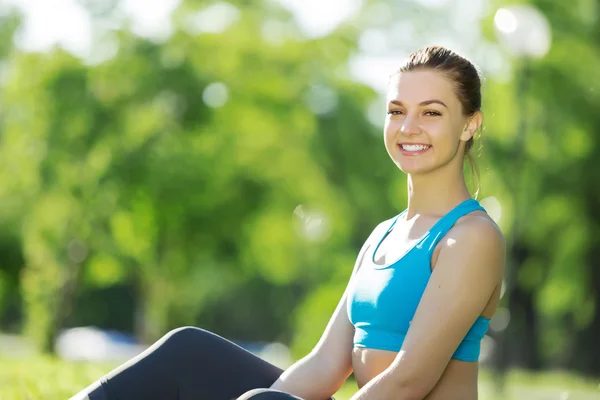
[309,351,352,391]
[390,375,434,400]
[396,384,430,400]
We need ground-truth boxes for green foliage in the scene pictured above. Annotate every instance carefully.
[0,0,394,348]
[0,0,599,377]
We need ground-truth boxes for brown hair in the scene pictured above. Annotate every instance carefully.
[395,46,483,196]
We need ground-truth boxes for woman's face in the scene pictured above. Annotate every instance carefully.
[384,69,475,176]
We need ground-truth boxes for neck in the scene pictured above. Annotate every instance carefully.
[406,164,472,218]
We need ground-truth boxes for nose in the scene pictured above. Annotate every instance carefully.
[400,115,421,136]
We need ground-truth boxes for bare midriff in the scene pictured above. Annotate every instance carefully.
[351,347,479,400]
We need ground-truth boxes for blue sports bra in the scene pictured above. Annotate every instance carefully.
[346,199,491,362]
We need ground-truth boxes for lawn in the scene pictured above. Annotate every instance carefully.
[1,356,598,400]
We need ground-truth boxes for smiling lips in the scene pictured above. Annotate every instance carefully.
[398,143,432,156]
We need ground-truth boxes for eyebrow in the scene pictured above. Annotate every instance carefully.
[389,99,448,108]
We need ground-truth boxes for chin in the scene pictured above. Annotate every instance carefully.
[393,159,434,175]
[399,166,432,175]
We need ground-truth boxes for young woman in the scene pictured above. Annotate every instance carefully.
[73,46,505,400]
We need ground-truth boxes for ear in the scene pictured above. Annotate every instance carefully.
[460,111,483,142]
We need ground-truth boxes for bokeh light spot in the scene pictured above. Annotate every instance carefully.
[203,82,229,108]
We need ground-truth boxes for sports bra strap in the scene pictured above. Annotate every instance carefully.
[384,210,406,235]
[420,199,486,252]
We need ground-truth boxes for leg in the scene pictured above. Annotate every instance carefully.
[237,389,336,400]
[71,326,284,400]
[237,388,303,400]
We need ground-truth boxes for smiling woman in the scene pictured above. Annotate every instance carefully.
[71,46,505,400]
[341,46,503,400]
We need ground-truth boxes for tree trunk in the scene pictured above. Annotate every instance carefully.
[569,236,600,376]
[492,239,540,395]
[510,283,541,369]
[135,271,169,343]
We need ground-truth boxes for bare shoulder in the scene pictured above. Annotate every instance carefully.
[453,211,505,247]
[364,215,397,248]
[438,211,506,280]
[374,216,396,235]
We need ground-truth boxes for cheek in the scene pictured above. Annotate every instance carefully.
[383,118,397,139]
[423,118,447,131]
[426,120,459,143]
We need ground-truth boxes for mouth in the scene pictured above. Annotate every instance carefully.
[398,143,432,156]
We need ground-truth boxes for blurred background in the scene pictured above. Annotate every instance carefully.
[0,0,599,399]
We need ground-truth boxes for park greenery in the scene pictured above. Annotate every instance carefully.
[0,0,599,397]
[1,356,599,400]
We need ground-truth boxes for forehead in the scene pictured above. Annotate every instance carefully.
[387,70,458,105]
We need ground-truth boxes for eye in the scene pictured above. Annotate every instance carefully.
[387,110,404,115]
[424,110,442,116]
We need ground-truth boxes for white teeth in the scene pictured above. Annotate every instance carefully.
[401,144,430,152]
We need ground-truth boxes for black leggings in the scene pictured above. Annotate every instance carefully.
[74,327,310,400]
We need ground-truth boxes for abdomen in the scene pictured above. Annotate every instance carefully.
[351,347,479,399]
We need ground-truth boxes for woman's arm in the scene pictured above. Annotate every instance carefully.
[268,291,355,399]
[349,216,505,400]
[270,222,388,400]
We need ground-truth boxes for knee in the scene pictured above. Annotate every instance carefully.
[237,389,302,400]
[165,326,205,339]
[159,326,211,352]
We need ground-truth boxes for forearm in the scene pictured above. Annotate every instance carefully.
[270,352,349,400]
[349,369,425,400]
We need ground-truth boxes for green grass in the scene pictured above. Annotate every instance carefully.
[0,356,116,400]
[338,370,599,400]
[0,356,598,400]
